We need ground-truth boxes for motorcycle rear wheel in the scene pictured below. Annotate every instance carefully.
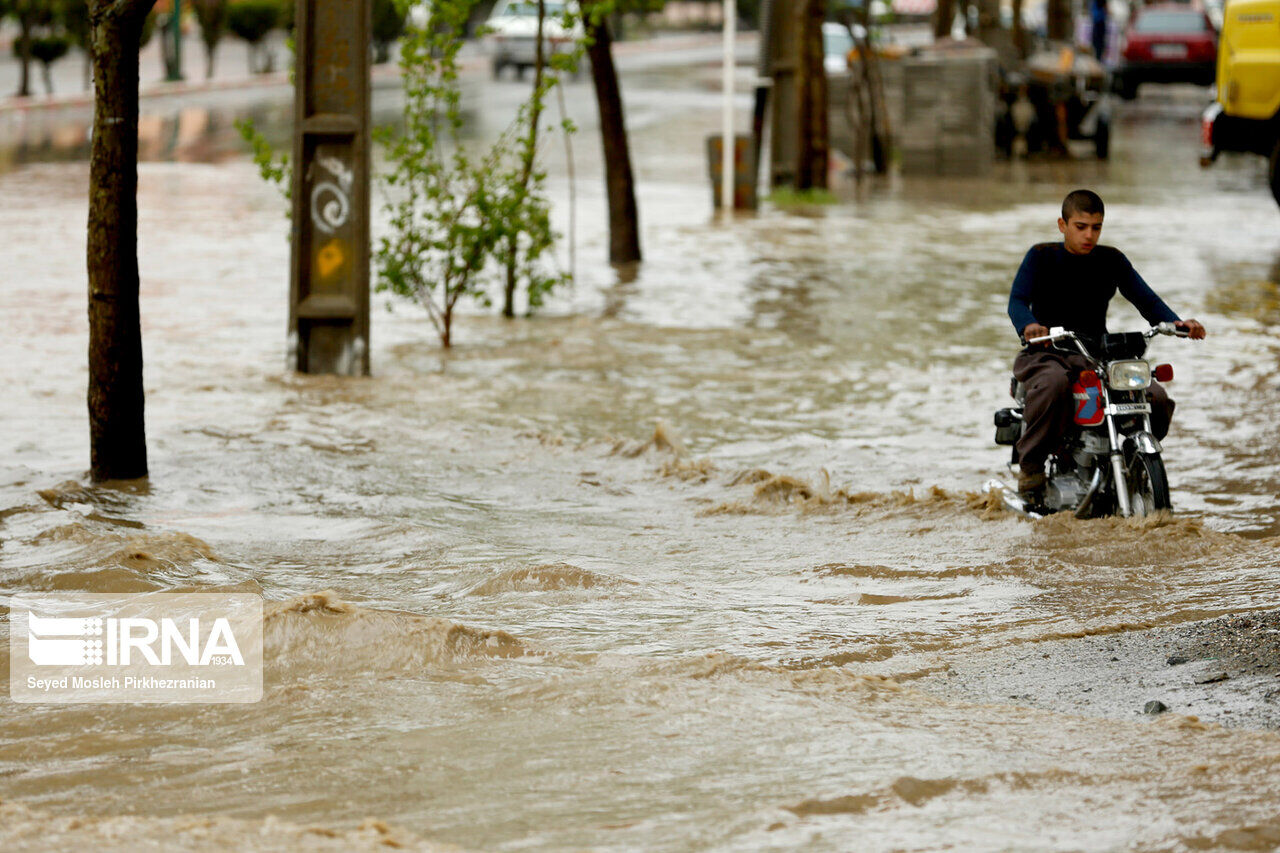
[1125,451,1172,516]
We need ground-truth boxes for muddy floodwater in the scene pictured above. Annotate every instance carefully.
[3,61,1280,850]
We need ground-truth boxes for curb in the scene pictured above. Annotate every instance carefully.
[0,31,757,116]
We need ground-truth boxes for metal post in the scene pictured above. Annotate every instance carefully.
[166,0,184,82]
[721,0,736,212]
[289,0,372,376]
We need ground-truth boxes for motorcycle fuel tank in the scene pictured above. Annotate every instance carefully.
[1072,373,1106,426]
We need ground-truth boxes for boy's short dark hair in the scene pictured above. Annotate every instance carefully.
[1062,189,1104,220]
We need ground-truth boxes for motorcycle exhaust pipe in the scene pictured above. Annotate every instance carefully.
[1073,467,1105,519]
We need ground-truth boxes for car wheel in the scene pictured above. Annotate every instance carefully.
[514,64,526,81]
[1115,75,1138,100]
[1268,139,1280,208]
[492,58,505,79]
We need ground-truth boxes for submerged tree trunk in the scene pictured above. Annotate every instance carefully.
[505,0,548,318]
[582,2,641,265]
[16,10,35,97]
[794,0,828,190]
[87,0,154,481]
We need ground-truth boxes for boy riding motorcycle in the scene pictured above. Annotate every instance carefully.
[1008,189,1207,506]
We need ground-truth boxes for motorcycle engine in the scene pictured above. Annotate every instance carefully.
[1046,472,1091,512]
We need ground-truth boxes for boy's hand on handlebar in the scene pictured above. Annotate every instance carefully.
[1023,323,1050,344]
[1175,319,1206,340]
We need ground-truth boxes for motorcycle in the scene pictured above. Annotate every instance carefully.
[987,322,1191,518]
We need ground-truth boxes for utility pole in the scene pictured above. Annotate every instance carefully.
[289,0,372,375]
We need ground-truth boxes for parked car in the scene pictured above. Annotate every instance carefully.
[822,9,893,76]
[485,0,580,80]
[823,21,865,75]
[1114,3,1217,99]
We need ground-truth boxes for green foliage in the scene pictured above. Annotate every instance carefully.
[227,0,278,44]
[372,0,407,63]
[57,0,89,48]
[193,0,229,51]
[192,0,230,77]
[767,187,839,207]
[228,0,280,72]
[9,0,82,94]
[29,33,69,64]
[375,0,571,346]
[235,117,291,205]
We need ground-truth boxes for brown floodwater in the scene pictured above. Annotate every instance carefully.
[3,64,1280,850]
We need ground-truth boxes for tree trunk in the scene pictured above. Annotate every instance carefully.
[1047,0,1071,41]
[205,44,216,79]
[88,0,153,482]
[505,0,549,318]
[583,4,641,265]
[1012,0,1026,56]
[976,0,1000,38]
[794,0,827,190]
[934,0,955,39]
[16,13,34,97]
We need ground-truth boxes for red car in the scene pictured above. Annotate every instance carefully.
[1114,3,1217,99]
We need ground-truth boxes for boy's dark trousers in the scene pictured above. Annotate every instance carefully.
[1012,348,1174,476]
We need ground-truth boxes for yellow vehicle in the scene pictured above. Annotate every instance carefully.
[1201,0,1280,204]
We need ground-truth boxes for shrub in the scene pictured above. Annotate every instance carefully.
[227,0,279,72]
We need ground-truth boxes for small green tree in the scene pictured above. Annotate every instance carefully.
[56,0,92,90]
[30,32,70,95]
[192,0,229,78]
[376,0,503,347]
[495,0,569,317]
[372,0,406,64]
[376,0,571,346]
[227,0,278,73]
[7,0,41,97]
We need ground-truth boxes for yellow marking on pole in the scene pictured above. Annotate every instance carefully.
[317,239,345,279]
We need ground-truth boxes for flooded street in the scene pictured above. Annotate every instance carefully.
[3,52,1280,850]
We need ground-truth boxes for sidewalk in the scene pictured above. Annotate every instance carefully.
[0,25,753,116]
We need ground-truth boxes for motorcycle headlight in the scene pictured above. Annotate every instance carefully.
[1107,360,1151,390]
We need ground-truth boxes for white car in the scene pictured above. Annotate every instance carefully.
[485,0,581,79]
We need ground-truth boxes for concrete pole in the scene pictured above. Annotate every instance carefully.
[721,0,736,212]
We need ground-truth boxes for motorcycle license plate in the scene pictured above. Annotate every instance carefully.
[1108,402,1151,415]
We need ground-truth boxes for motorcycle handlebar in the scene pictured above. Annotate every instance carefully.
[1145,321,1191,339]
[1026,324,1190,346]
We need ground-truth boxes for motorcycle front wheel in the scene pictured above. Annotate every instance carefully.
[1125,450,1172,516]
